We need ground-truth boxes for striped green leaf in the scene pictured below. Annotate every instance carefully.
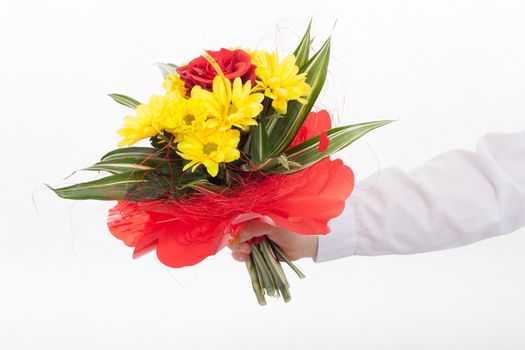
[249,119,271,164]
[265,37,331,159]
[188,181,225,195]
[156,62,179,78]
[101,147,164,161]
[293,20,312,68]
[86,147,173,174]
[48,172,150,201]
[49,145,214,200]
[83,158,157,174]
[50,163,212,201]
[263,119,395,173]
[108,94,141,109]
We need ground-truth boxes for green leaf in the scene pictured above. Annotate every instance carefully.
[83,158,158,174]
[108,94,141,109]
[265,113,285,120]
[188,181,226,194]
[261,120,394,173]
[50,164,213,201]
[277,154,290,171]
[250,121,271,164]
[47,172,150,201]
[125,164,213,201]
[49,145,216,200]
[293,19,312,68]
[265,37,331,158]
[90,147,174,174]
[101,147,163,161]
[155,62,179,78]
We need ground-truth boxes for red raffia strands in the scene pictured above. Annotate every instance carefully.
[107,110,355,268]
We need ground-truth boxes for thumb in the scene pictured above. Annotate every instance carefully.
[238,220,275,242]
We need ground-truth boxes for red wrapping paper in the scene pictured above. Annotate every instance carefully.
[107,110,355,268]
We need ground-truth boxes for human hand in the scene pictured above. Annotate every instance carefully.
[228,220,319,262]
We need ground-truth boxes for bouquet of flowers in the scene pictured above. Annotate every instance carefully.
[50,22,392,305]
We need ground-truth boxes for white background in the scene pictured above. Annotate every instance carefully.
[1,0,524,349]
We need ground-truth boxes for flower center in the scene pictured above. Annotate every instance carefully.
[183,114,195,125]
[203,143,218,155]
[228,103,238,115]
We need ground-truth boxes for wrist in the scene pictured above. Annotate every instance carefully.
[306,236,319,259]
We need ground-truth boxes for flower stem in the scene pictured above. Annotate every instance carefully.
[245,255,266,306]
[244,236,305,305]
[268,239,306,279]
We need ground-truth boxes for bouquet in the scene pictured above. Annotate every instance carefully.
[50,22,392,305]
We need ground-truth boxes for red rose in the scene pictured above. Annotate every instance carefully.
[176,48,256,93]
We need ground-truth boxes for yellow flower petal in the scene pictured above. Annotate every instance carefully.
[177,127,240,177]
[117,95,168,147]
[200,76,263,132]
[163,73,186,96]
[251,50,311,115]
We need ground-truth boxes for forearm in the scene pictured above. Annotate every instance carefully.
[316,130,525,262]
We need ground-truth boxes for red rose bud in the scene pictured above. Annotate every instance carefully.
[176,48,256,93]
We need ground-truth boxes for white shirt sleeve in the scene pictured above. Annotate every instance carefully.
[315,130,525,262]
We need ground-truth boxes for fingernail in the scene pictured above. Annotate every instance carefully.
[240,244,251,254]
[232,252,248,262]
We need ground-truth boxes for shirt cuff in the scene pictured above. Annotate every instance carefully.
[313,202,358,262]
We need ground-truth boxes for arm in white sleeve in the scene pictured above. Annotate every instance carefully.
[315,130,525,262]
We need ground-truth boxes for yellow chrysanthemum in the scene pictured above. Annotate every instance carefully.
[250,50,311,115]
[162,92,208,138]
[177,128,241,177]
[162,73,186,97]
[117,95,167,147]
[194,76,264,132]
